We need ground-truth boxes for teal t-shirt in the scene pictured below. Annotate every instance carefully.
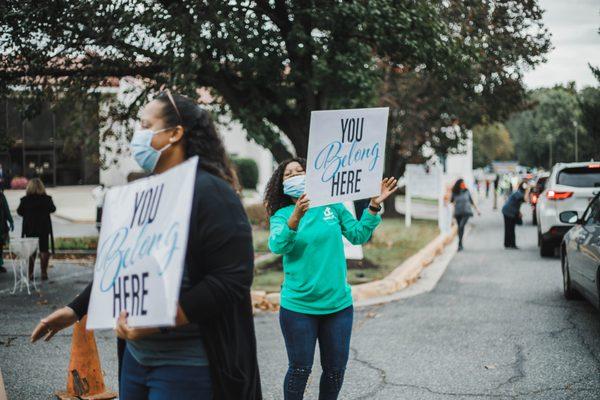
[269,203,381,314]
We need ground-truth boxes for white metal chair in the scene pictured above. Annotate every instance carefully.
[9,237,39,295]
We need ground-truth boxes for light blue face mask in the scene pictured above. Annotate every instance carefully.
[130,128,174,173]
[283,175,306,198]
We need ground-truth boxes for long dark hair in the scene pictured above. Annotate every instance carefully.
[155,92,240,191]
[452,178,465,196]
[264,158,306,216]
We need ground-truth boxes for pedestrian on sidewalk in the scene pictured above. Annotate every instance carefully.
[450,179,481,251]
[30,91,262,400]
[502,181,530,249]
[265,159,398,400]
[0,188,14,273]
[17,178,55,281]
[91,184,106,232]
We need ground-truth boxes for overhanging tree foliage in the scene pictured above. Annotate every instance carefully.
[1,1,465,162]
[381,0,550,177]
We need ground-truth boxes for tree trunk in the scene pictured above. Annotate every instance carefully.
[382,147,404,218]
[270,141,294,163]
[382,194,402,218]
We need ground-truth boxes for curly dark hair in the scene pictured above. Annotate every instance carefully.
[264,157,306,216]
[155,92,240,192]
[452,178,465,196]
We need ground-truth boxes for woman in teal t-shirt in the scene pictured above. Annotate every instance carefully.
[265,158,398,400]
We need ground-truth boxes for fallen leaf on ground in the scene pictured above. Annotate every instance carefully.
[484,364,497,370]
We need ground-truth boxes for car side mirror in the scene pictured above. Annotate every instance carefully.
[559,211,579,224]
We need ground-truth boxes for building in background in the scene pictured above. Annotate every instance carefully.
[1,79,277,193]
[0,98,100,187]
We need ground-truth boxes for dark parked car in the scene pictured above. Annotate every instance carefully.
[561,192,600,307]
[530,172,549,225]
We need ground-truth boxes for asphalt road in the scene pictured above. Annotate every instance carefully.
[1,202,599,399]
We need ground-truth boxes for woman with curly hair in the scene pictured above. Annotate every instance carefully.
[265,158,397,400]
[31,91,261,400]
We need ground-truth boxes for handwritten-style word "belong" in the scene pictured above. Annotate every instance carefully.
[95,222,180,293]
[314,140,380,182]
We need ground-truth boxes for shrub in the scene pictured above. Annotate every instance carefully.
[232,157,259,190]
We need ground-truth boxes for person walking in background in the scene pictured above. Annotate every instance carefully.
[17,178,55,281]
[0,188,14,273]
[502,181,530,249]
[493,175,500,210]
[30,91,262,400]
[265,158,398,400]
[91,184,106,232]
[450,179,481,251]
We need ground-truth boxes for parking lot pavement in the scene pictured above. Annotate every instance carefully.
[2,205,600,399]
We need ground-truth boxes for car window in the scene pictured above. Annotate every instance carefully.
[583,197,600,225]
[557,167,600,188]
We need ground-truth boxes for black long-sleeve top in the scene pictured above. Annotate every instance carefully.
[68,167,262,400]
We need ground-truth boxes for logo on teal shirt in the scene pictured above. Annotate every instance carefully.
[323,207,337,222]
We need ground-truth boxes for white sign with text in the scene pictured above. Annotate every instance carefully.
[87,157,198,330]
[306,107,389,207]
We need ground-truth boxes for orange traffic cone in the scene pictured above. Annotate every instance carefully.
[55,316,117,400]
[0,368,7,400]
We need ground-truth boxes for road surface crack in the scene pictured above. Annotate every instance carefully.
[495,344,526,390]
[565,312,600,370]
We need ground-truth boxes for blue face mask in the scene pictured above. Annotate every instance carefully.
[130,128,173,173]
[283,175,306,198]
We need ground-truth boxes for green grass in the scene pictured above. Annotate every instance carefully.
[54,236,98,251]
[251,218,439,292]
[348,219,438,284]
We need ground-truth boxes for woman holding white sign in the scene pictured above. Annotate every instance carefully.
[31,92,261,400]
[265,158,397,400]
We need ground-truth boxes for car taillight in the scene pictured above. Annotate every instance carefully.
[531,194,538,204]
[546,190,573,200]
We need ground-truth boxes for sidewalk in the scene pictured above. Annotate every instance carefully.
[4,186,264,226]
[4,186,97,223]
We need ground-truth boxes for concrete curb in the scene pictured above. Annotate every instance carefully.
[251,225,458,312]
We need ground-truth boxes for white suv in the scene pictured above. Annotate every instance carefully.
[536,162,600,257]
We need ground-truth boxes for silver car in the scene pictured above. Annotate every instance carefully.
[561,193,600,307]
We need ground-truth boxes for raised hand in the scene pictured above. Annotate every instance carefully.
[371,177,399,206]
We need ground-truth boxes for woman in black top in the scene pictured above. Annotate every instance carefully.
[30,92,262,399]
[0,189,14,273]
[17,178,56,280]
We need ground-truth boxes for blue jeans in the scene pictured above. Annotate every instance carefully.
[279,305,353,400]
[120,345,212,400]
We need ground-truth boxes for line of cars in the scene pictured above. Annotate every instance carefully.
[529,161,600,308]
